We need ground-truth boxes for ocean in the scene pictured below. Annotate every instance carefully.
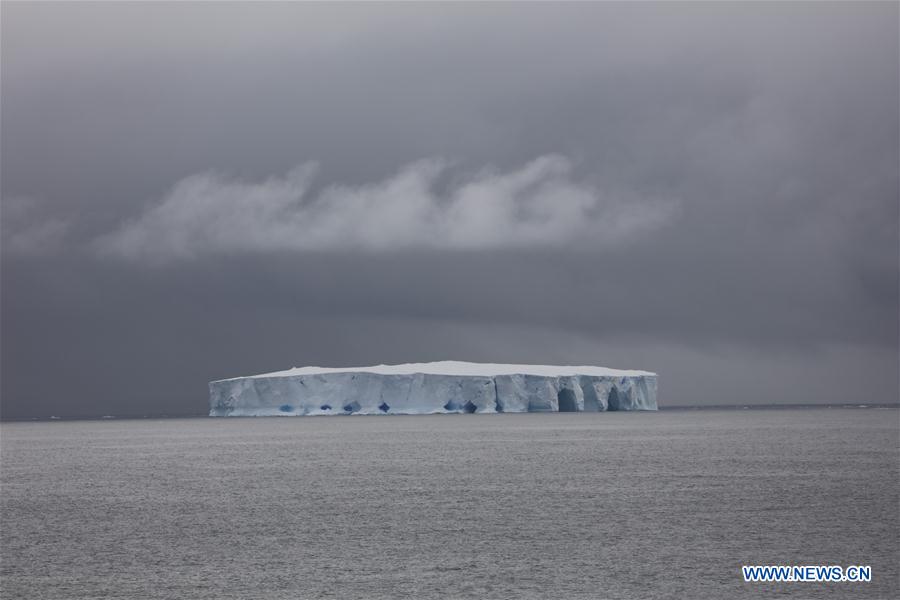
[1,408,897,599]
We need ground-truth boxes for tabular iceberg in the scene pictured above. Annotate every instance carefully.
[209,361,657,416]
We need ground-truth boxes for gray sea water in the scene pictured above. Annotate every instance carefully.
[1,408,898,599]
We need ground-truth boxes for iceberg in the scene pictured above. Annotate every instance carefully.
[209,361,657,416]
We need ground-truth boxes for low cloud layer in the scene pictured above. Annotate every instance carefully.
[93,155,674,262]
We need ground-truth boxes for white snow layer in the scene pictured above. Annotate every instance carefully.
[209,361,657,416]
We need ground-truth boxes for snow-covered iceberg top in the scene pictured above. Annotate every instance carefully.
[215,360,655,382]
[210,361,657,416]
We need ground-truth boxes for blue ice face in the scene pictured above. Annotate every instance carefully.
[443,399,462,412]
[209,367,657,416]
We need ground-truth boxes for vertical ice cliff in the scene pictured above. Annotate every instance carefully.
[209,361,657,416]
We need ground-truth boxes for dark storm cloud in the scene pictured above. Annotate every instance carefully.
[2,2,897,417]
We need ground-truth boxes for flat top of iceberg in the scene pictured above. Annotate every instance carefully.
[215,361,655,382]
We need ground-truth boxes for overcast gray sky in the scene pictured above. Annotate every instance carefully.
[2,2,897,418]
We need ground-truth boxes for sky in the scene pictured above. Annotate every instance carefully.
[1,2,898,418]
